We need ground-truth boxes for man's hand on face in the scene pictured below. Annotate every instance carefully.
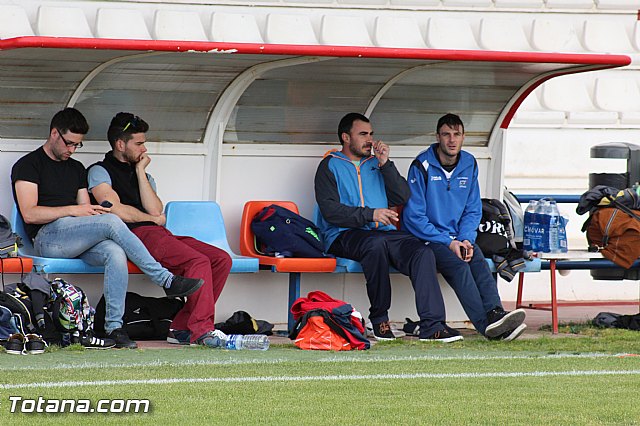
[136,153,151,172]
[373,208,399,226]
[372,140,389,167]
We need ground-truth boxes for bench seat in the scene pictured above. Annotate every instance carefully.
[11,201,258,275]
[335,256,542,273]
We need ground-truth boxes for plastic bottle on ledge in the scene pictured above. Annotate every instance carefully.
[548,200,561,253]
[224,334,270,351]
[536,200,550,252]
[523,200,538,251]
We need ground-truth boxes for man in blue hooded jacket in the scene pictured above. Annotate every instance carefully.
[403,113,527,341]
[315,112,461,343]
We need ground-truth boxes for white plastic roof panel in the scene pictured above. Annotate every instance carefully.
[0,6,35,39]
[37,6,93,38]
[96,9,152,40]
[494,0,545,7]
[545,0,596,8]
[594,0,639,8]
[154,10,208,41]
[265,14,318,45]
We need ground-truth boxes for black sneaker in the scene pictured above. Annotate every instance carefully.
[488,323,527,342]
[80,331,116,349]
[485,308,526,338]
[5,333,26,355]
[25,334,47,354]
[402,318,420,336]
[165,276,204,298]
[420,327,464,343]
[107,328,138,349]
[372,321,396,341]
[167,329,191,345]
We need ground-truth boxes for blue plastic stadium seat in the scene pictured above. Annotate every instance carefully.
[11,204,109,274]
[164,201,259,273]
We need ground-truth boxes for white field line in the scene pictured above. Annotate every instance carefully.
[2,369,640,390]
[1,352,636,372]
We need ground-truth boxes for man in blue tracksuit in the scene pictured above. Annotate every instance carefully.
[403,113,527,341]
[315,112,462,343]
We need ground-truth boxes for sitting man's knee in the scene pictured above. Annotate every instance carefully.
[366,236,389,255]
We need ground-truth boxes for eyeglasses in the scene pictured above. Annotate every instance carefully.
[122,116,141,133]
[57,129,83,149]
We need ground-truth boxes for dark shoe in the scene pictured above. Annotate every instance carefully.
[372,321,395,341]
[80,331,116,349]
[165,276,204,298]
[25,334,47,354]
[193,330,226,348]
[167,329,191,345]
[107,328,138,349]
[485,308,526,338]
[5,333,26,355]
[420,327,464,343]
[489,323,527,342]
[402,318,420,336]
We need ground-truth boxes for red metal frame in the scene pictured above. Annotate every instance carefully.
[516,260,640,334]
[0,36,630,65]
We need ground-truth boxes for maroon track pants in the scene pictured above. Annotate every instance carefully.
[132,225,232,342]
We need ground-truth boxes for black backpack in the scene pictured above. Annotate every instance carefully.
[0,214,21,258]
[94,292,184,340]
[594,312,640,331]
[251,204,327,258]
[476,198,517,257]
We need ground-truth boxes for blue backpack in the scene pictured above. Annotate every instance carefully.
[251,205,328,258]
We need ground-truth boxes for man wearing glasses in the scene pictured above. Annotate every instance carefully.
[87,112,232,349]
[11,108,204,349]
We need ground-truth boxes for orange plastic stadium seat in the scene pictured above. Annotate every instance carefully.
[0,257,33,274]
[240,201,336,273]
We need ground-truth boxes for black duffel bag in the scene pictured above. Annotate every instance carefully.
[94,292,184,340]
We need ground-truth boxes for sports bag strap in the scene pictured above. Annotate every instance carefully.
[610,197,640,222]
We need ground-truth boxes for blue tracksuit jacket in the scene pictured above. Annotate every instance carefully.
[402,143,481,246]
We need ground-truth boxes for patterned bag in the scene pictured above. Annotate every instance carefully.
[49,278,94,333]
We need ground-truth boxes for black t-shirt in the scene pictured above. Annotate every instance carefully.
[11,146,88,240]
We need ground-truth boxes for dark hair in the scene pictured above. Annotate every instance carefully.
[50,108,89,135]
[107,112,149,148]
[337,113,369,145]
[436,113,464,134]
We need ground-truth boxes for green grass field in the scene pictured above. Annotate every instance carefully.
[2,325,640,425]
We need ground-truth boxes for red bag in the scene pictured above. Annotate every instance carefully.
[291,310,352,351]
[289,291,369,351]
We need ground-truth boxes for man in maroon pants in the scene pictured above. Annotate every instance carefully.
[88,112,232,348]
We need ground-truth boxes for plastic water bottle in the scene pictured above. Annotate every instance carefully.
[548,200,560,253]
[224,334,270,351]
[535,200,549,252]
[523,200,538,251]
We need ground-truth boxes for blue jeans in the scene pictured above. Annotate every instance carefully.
[429,243,502,335]
[34,214,174,334]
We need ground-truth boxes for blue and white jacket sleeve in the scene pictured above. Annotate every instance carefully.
[403,164,453,246]
[457,165,482,244]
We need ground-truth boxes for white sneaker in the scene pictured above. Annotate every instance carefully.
[365,321,406,338]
